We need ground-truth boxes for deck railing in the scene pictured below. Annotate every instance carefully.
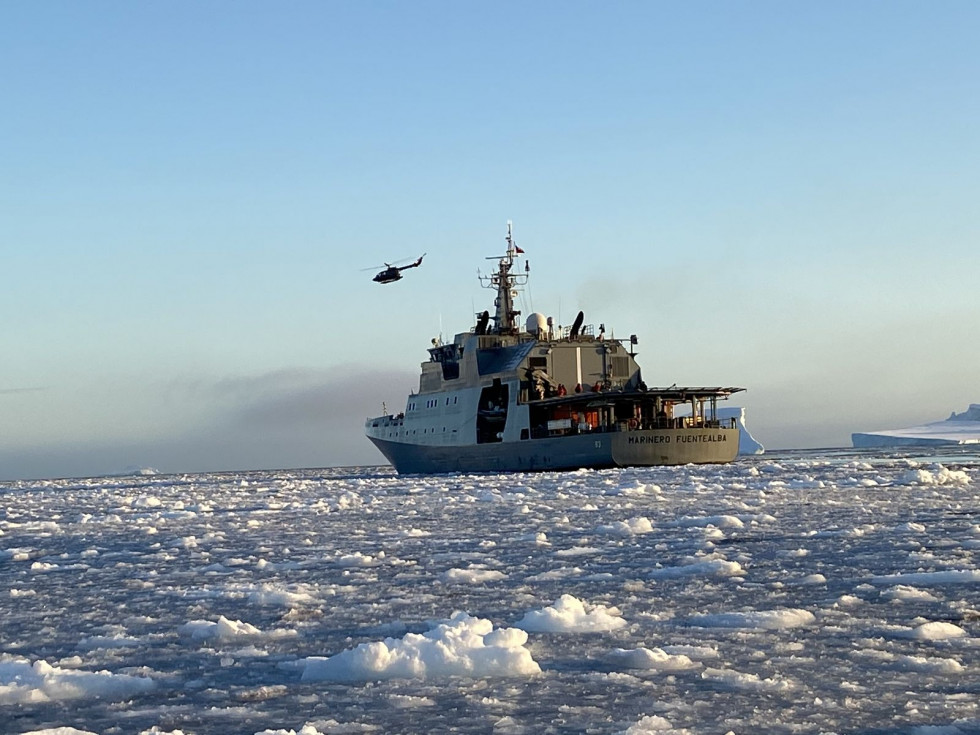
[529,416,736,439]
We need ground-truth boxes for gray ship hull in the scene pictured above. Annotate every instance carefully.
[368,427,739,474]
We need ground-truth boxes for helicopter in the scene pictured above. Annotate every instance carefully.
[370,253,426,284]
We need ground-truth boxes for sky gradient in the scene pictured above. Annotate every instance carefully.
[3,1,979,480]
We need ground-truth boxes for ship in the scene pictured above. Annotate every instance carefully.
[365,223,745,473]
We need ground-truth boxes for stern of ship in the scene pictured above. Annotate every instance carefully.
[610,426,739,466]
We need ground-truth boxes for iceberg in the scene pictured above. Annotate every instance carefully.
[852,404,980,448]
[720,407,765,455]
[112,466,159,476]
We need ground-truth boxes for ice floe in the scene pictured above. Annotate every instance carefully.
[0,657,155,704]
[300,612,540,681]
[688,609,816,630]
[607,647,701,671]
[515,594,627,633]
[596,517,654,535]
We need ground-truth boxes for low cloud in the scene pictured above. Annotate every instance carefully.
[160,366,419,472]
[2,367,418,481]
[229,369,416,428]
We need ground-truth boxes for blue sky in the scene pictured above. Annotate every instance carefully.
[2,2,979,480]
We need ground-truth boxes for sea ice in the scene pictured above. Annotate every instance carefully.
[2,451,978,733]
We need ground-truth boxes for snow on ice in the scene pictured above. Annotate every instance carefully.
[1,447,979,733]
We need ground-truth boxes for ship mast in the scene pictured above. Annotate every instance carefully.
[479,221,528,334]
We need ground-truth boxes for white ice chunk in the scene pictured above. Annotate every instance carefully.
[301,612,540,682]
[648,559,745,579]
[615,714,677,733]
[246,583,319,607]
[871,570,980,586]
[608,647,700,671]
[895,654,964,673]
[906,621,968,641]
[881,585,940,602]
[662,644,720,660]
[179,616,263,641]
[516,594,627,633]
[672,515,745,529]
[701,666,796,692]
[443,566,507,584]
[689,608,815,630]
[597,517,654,535]
[899,467,971,486]
[253,726,327,735]
[797,573,827,585]
[0,657,155,704]
[77,634,142,650]
[388,693,437,708]
[335,551,378,567]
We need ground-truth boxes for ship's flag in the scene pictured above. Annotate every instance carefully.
[515,246,525,254]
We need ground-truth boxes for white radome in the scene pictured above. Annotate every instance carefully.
[525,312,549,337]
